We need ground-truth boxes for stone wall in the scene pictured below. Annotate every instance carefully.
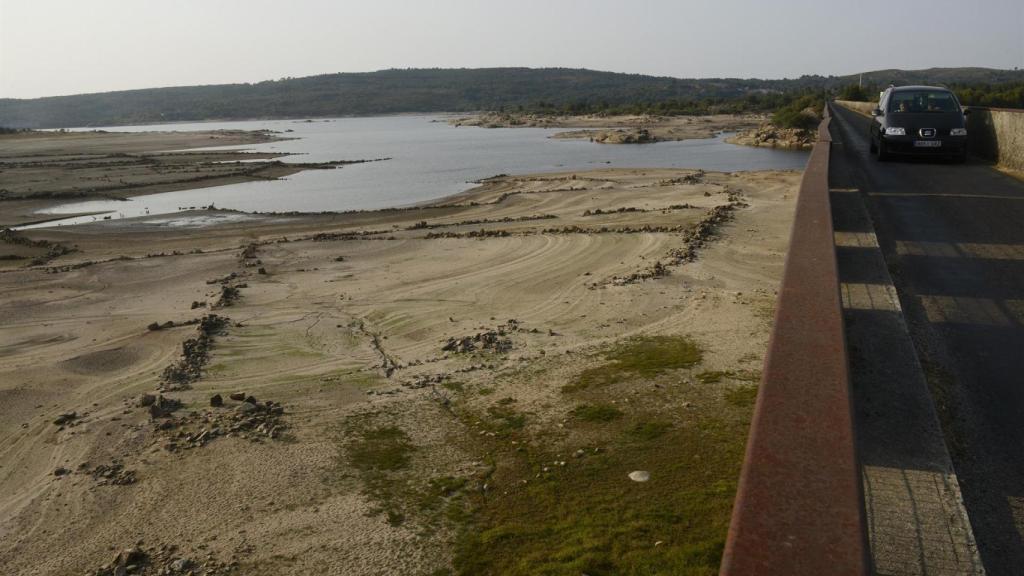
[967,108,1024,173]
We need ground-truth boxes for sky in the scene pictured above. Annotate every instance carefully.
[1,0,1022,99]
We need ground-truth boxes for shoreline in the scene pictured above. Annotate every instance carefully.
[449,112,765,143]
[0,129,388,228]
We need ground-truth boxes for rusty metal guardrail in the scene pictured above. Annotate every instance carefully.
[719,106,869,575]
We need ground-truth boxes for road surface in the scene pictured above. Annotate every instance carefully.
[831,103,1024,575]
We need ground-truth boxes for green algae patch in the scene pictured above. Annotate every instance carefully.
[724,386,759,408]
[564,336,702,393]
[627,420,672,441]
[452,417,747,576]
[571,403,625,422]
[349,426,415,472]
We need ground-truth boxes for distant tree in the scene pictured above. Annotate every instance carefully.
[952,82,1024,109]
[772,93,825,131]
[838,84,870,101]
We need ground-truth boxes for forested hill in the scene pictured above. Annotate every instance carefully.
[2,67,1022,128]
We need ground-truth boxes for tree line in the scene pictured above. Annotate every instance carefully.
[1,67,1021,129]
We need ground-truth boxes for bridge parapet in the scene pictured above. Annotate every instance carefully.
[720,106,869,576]
[966,106,1024,173]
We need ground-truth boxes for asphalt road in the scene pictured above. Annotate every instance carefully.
[831,103,1024,575]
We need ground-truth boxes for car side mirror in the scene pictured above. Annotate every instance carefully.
[962,108,971,116]
[871,108,883,117]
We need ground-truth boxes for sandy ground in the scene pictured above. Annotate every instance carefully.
[449,113,763,143]
[0,165,800,574]
[0,130,372,228]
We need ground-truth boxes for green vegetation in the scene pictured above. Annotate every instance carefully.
[771,93,826,131]
[441,380,465,392]
[571,403,625,422]
[484,404,527,435]
[844,79,1024,109]
[341,422,473,533]
[696,370,761,384]
[564,336,703,393]
[953,82,1024,109]
[348,425,415,472]
[724,386,759,408]
[343,424,416,525]
[627,421,672,441]
[5,67,1022,128]
[452,418,748,576]
[837,83,871,102]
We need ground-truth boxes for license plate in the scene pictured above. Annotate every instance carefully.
[913,140,942,148]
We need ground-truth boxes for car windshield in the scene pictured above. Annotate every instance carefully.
[888,90,959,113]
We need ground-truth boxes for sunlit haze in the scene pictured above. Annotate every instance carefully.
[1,0,1023,98]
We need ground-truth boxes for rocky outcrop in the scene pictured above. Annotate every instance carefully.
[726,124,814,150]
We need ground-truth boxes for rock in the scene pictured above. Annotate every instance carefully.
[628,470,651,482]
[229,392,246,401]
[237,402,258,414]
[53,467,70,476]
[243,395,258,404]
[210,394,223,408]
[52,412,77,425]
[87,463,136,485]
[137,394,156,407]
[168,558,192,571]
[257,267,267,275]
[148,395,181,419]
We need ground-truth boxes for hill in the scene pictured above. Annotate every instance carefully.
[2,67,1021,128]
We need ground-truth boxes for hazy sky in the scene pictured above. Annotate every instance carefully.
[2,0,1022,99]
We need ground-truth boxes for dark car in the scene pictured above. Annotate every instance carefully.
[869,85,969,162]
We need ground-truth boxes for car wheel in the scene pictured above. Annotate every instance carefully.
[876,140,889,161]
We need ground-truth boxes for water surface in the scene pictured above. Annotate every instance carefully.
[30,116,809,228]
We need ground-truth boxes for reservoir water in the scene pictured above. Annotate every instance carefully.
[30,115,809,228]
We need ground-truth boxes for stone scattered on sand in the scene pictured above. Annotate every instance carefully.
[53,466,70,476]
[628,470,651,482]
[89,543,230,576]
[156,395,287,451]
[84,462,137,486]
[442,320,522,354]
[147,395,182,419]
[209,394,223,408]
[160,314,229,390]
[52,412,77,426]
[229,392,246,401]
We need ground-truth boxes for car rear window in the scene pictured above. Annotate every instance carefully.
[888,91,959,113]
